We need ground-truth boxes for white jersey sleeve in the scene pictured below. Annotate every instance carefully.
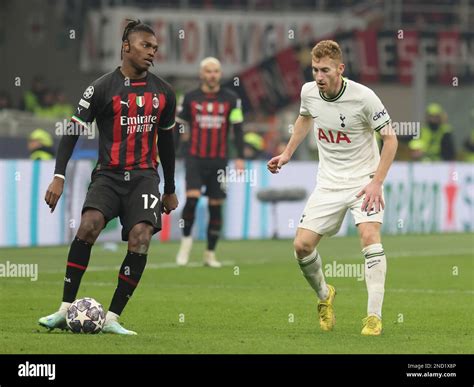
[363,89,391,132]
[299,82,314,117]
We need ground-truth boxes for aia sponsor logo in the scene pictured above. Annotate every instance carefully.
[317,128,351,144]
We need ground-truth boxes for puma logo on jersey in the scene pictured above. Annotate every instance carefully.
[317,128,351,144]
[120,100,130,108]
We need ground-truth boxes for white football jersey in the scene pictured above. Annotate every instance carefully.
[299,78,390,189]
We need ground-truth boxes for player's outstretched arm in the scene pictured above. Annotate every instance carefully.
[357,124,398,212]
[44,126,80,213]
[267,114,313,174]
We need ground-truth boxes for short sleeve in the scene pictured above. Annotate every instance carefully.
[159,87,176,130]
[299,83,312,117]
[363,89,391,132]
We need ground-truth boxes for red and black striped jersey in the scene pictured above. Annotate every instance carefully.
[71,67,176,171]
[176,87,243,159]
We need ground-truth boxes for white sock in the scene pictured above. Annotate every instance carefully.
[362,243,387,319]
[58,302,71,314]
[106,311,119,323]
[296,249,329,301]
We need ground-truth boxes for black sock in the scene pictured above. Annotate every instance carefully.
[62,237,92,303]
[108,251,147,316]
[207,204,222,251]
[182,198,198,237]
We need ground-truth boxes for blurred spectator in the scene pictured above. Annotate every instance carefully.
[0,91,12,110]
[409,103,455,161]
[28,128,55,160]
[34,89,74,119]
[463,129,474,162]
[36,89,58,119]
[52,89,74,118]
[243,132,265,159]
[20,77,73,119]
[21,75,46,113]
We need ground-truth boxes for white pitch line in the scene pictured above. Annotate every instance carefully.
[4,279,473,295]
[34,247,473,275]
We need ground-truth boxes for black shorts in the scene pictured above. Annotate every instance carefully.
[185,156,227,199]
[82,169,161,241]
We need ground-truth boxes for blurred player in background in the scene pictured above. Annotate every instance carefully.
[175,57,244,268]
[39,19,178,335]
[268,40,398,336]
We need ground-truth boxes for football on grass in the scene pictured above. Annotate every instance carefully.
[66,298,105,334]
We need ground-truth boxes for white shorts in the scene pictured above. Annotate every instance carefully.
[298,183,384,236]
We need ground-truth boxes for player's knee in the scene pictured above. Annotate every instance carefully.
[128,223,153,254]
[293,239,314,259]
[77,212,104,243]
[186,190,201,199]
[359,225,380,246]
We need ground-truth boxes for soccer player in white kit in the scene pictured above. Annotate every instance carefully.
[267,40,398,336]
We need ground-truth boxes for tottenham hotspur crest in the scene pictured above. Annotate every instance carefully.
[339,113,346,128]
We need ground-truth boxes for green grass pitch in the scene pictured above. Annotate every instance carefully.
[0,233,472,354]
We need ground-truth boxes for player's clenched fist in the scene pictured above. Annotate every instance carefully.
[161,193,178,214]
[44,176,64,213]
[267,152,291,174]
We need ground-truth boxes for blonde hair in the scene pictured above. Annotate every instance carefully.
[200,57,221,69]
[311,40,343,62]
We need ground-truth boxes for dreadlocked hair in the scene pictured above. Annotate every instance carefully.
[120,19,155,59]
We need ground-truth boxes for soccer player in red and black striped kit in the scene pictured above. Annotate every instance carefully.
[38,20,178,335]
[175,57,244,267]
